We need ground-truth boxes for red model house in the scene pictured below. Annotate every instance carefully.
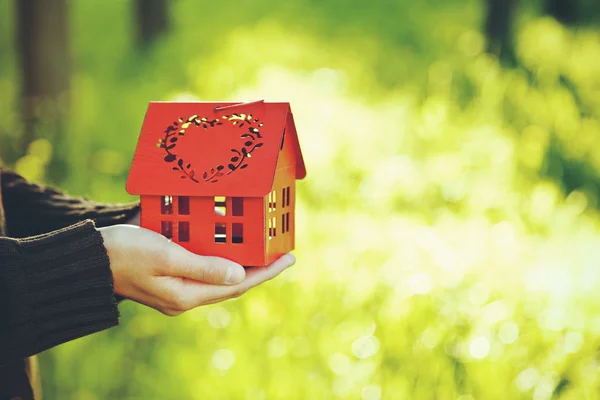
[126,100,306,267]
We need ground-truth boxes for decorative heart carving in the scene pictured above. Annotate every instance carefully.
[156,113,264,183]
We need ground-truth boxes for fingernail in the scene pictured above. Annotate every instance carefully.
[224,266,245,284]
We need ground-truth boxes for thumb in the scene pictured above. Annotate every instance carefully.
[165,243,246,285]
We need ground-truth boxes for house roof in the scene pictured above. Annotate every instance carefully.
[126,101,306,197]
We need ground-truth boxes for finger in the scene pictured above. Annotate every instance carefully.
[215,254,297,300]
[164,243,245,285]
[239,254,296,290]
[174,253,297,306]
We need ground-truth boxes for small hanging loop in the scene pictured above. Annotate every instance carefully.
[214,99,265,112]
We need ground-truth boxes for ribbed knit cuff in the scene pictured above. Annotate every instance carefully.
[1,168,140,237]
[10,220,119,358]
[86,201,140,229]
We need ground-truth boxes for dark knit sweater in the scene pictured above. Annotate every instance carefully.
[0,169,140,399]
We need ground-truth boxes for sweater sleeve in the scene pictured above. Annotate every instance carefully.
[0,220,119,363]
[1,170,140,238]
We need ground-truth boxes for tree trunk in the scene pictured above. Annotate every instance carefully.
[546,0,577,24]
[485,0,517,63]
[15,0,70,165]
[135,0,169,48]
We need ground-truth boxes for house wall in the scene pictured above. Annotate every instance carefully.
[263,116,297,265]
[141,195,266,266]
[193,196,266,266]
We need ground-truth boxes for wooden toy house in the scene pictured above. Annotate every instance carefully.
[126,101,306,267]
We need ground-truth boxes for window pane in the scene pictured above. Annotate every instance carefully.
[286,187,291,207]
[161,195,173,214]
[282,188,286,208]
[268,192,273,212]
[178,196,190,215]
[282,214,286,233]
[161,221,172,239]
[273,217,277,237]
[286,213,290,233]
[214,223,226,243]
[232,223,243,244]
[269,191,277,212]
[214,196,227,216]
[232,197,244,216]
[179,222,190,242]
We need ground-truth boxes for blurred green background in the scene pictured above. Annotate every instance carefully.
[2,0,600,399]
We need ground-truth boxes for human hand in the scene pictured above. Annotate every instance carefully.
[99,224,295,316]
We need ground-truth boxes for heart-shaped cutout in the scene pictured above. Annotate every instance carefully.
[157,113,265,184]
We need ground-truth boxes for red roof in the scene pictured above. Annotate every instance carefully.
[126,101,306,197]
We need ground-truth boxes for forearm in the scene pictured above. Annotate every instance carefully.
[0,220,119,362]
[1,170,139,238]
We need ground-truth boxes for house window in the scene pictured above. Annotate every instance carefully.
[269,217,277,239]
[215,196,227,216]
[179,222,190,242]
[178,196,190,215]
[161,195,173,214]
[280,187,291,208]
[161,221,173,239]
[268,218,272,239]
[281,212,290,233]
[269,191,277,212]
[232,197,244,216]
[232,223,243,244]
[215,223,227,243]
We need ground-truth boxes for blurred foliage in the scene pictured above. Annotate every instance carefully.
[2,0,600,399]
